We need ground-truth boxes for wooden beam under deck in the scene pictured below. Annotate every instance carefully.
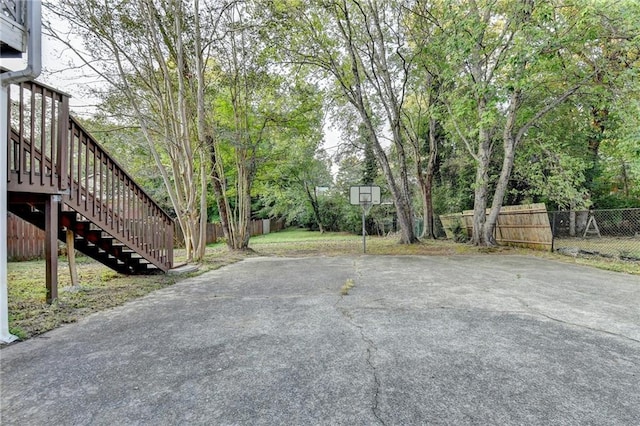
[44,195,59,304]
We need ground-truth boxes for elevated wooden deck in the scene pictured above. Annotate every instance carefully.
[5,80,173,302]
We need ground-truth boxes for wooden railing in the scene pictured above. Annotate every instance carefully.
[6,80,68,193]
[67,117,173,270]
[6,80,173,271]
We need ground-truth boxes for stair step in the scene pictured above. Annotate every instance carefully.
[11,200,166,275]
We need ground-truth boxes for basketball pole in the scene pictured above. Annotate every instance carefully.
[360,202,372,254]
[362,206,366,254]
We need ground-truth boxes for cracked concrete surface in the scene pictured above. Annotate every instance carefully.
[336,301,384,425]
[2,255,640,425]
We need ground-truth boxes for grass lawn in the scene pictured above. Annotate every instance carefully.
[6,257,179,340]
[6,228,640,341]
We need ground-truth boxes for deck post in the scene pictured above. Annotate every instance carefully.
[45,195,60,303]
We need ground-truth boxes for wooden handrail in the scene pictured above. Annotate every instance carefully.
[67,116,173,271]
[6,80,67,192]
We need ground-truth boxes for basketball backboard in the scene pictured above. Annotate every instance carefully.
[350,186,381,205]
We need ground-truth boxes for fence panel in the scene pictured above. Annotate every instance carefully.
[7,213,45,261]
[174,218,285,247]
[549,208,640,261]
[270,218,286,233]
[441,203,553,250]
[438,213,467,240]
[493,204,553,250]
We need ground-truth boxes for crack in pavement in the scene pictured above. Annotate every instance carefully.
[511,296,640,344]
[361,329,385,425]
[533,311,640,344]
[336,305,386,426]
[332,258,386,425]
[452,284,640,345]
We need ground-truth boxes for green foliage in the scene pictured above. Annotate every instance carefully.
[450,218,469,243]
[509,104,593,210]
[254,77,330,229]
[360,123,378,185]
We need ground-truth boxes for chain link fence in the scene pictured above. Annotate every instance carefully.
[549,208,640,261]
[427,208,639,262]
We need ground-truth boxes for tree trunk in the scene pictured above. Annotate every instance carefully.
[194,3,209,261]
[569,208,576,237]
[220,152,254,251]
[362,117,418,244]
[422,117,438,239]
[416,168,428,239]
[485,138,517,245]
[484,88,521,246]
[585,105,608,193]
[305,183,324,233]
[422,170,435,239]
[209,139,233,246]
[416,149,436,239]
[471,128,492,246]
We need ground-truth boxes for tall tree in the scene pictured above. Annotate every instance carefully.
[268,0,419,243]
[402,71,442,239]
[208,1,278,250]
[405,2,452,239]
[571,0,640,204]
[255,79,329,232]
[46,0,219,260]
[423,0,598,245]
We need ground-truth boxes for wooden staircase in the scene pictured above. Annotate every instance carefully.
[59,211,158,275]
[10,202,160,275]
[5,79,173,301]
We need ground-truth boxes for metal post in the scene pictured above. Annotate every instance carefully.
[362,207,366,254]
[1,0,43,341]
[551,211,556,252]
[1,84,18,343]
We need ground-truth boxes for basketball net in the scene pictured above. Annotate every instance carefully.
[361,201,373,215]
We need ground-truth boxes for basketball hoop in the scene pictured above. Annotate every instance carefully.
[349,186,381,253]
[361,201,373,215]
[359,192,373,214]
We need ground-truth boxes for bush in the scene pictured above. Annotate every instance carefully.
[450,219,469,243]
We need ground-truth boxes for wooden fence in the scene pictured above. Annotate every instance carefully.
[440,203,553,251]
[438,213,467,240]
[174,218,286,247]
[7,214,286,261]
[7,212,46,261]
